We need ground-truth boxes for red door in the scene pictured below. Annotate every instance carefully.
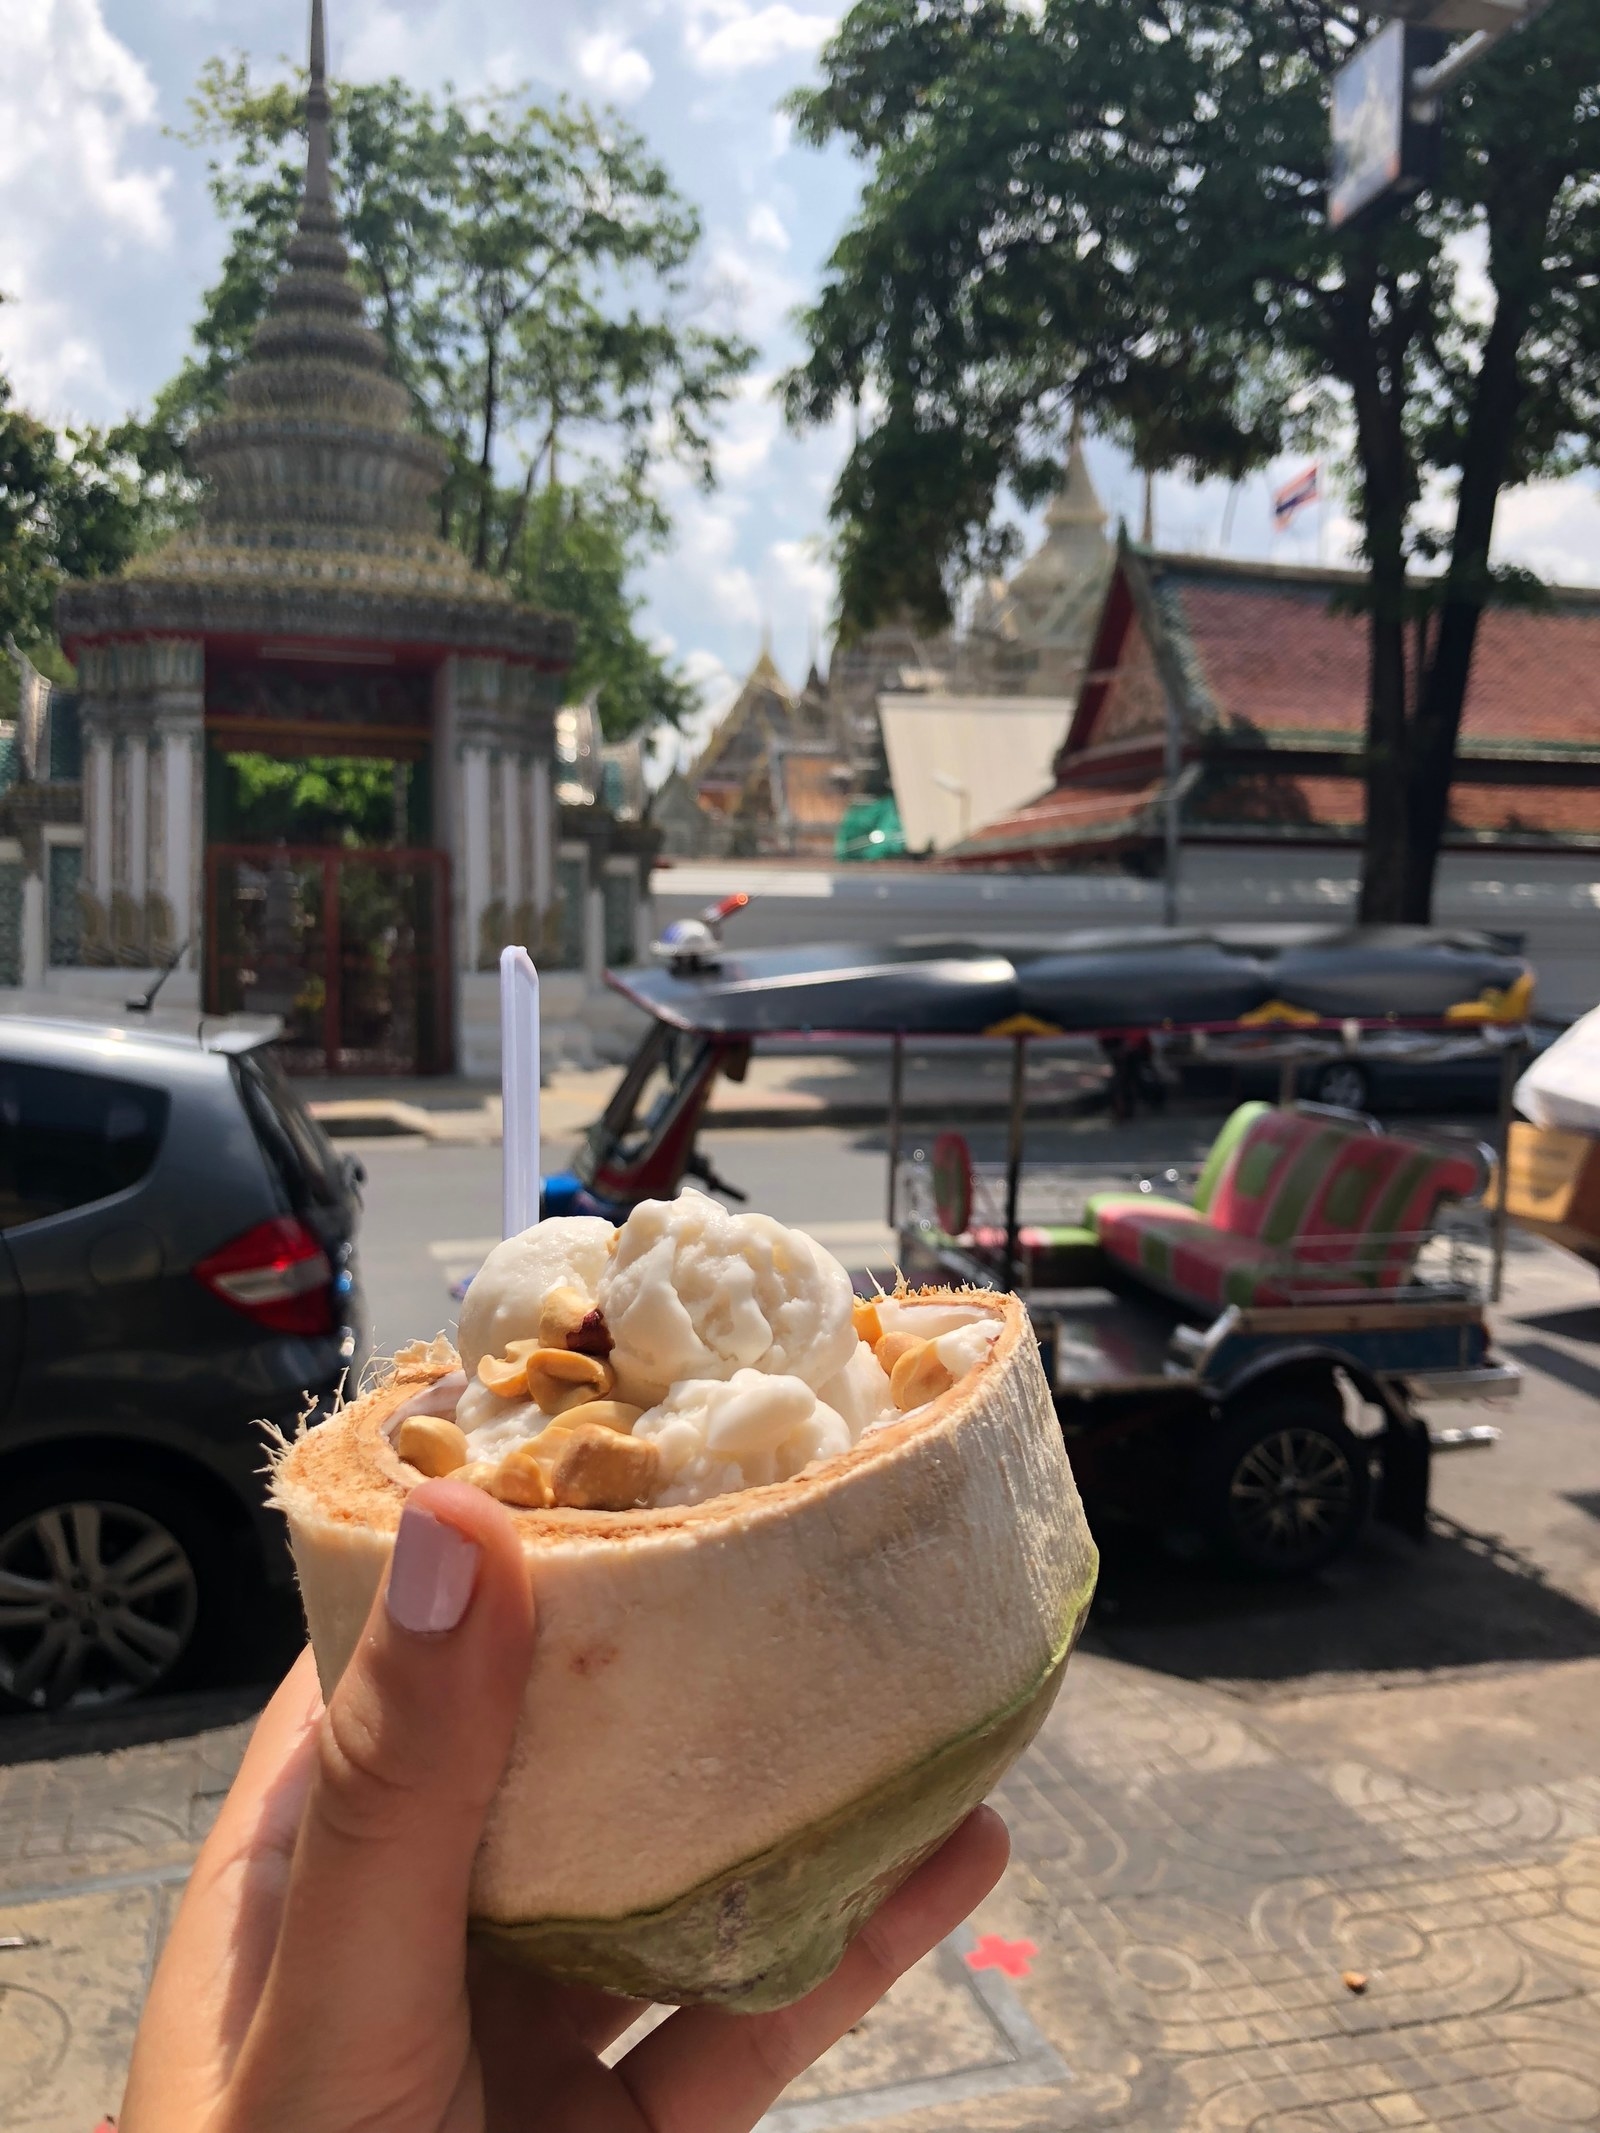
[206,845,452,1075]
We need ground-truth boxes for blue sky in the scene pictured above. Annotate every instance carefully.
[5,0,1600,764]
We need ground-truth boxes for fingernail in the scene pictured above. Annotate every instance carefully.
[387,1504,480,1635]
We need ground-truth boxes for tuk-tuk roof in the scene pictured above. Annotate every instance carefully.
[607,925,1533,1040]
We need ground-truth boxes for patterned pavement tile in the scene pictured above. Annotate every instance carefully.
[4,1593,1600,2132]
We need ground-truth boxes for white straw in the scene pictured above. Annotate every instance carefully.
[500,944,540,1238]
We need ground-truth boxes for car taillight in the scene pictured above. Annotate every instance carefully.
[194,1217,335,1336]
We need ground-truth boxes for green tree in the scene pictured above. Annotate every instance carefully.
[513,484,699,738]
[0,365,177,669]
[164,63,752,736]
[785,0,1600,920]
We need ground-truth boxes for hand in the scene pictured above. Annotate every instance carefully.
[122,1480,1009,2132]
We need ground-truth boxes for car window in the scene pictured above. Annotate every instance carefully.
[0,1058,170,1229]
[232,1050,345,1213]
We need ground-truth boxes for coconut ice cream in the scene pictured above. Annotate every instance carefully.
[274,1195,1097,2009]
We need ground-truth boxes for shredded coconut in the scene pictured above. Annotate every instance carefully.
[596,1190,856,1408]
[634,1372,853,1503]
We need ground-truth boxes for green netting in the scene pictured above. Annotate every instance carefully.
[835,795,906,863]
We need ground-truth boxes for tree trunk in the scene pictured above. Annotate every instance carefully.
[474,330,500,573]
[1344,284,1414,925]
[1399,273,1537,923]
[496,459,539,579]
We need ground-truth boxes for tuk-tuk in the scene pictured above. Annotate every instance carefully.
[543,920,1529,1576]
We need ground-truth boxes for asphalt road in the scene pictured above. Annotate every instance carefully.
[347,1110,1255,1357]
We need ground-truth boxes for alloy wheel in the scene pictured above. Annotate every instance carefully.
[1227,1427,1358,1573]
[0,1501,199,1711]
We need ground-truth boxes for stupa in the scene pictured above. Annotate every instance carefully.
[57,0,572,1071]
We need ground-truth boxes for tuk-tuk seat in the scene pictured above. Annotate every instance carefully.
[1093,1104,1482,1312]
[1085,1101,1271,1237]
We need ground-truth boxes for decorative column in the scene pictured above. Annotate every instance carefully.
[500,751,524,945]
[443,655,505,973]
[75,636,202,973]
[530,755,554,931]
[82,702,115,966]
[146,639,204,971]
[157,715,204,963]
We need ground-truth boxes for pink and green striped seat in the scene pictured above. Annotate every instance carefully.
[1094,1104,1481,1313]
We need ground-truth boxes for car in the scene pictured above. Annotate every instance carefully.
[1177,1022,1561,1117]
[0,1003,365,1713]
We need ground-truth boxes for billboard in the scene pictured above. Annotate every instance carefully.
[1329,21,1446,229]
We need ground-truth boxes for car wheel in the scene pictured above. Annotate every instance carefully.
[1311,1060,1370,1112]
[1198,1396,1371,1578]
[0,1465,230,1713]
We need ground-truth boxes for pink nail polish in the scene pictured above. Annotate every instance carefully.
[387,1504,480,1634]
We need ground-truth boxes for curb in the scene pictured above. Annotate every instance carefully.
[309,1093,1101,1142]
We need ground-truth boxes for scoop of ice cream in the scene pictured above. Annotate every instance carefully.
[456,1216,615,1376]
[596,1191,856,1409]
[635,1371,852,1503]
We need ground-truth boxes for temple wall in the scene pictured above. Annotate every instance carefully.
[651,848,1600,1026]
[73,636,204,998]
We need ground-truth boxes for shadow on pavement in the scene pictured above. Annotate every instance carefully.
[1086,1509,1600,1690]
[1501,1337,1600,1405]
[1514,1302,1600,1345]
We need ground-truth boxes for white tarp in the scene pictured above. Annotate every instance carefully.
[1515,1003,1600,1135]
[878,694,1070,854]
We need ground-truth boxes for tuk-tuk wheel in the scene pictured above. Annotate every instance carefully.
[1198,1395,1371,1579]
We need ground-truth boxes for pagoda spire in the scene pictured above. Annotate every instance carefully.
[303,0,334,224]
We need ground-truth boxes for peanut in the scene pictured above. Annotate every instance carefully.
[489,1446,554,1509]
[395,1415,469,1477]
[875,1329,924,1374]
[537,1284,594,1348]
[852,1299,884,1349]
[456,1460,500,1490]
[571,1399,645,1434]
[549,1422,662,1511]
[890,1339,955,1411]
[478,1347,534,1398]
[525,1346,615,1416]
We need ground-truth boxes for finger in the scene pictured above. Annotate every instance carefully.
[619,1806,1010,2133]
[121,1652,326,2124]
[252,1481,535,2053]
[191,1647,325,1876]
[468,1943,651,2061]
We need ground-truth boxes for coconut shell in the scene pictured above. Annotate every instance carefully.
[273,1290,1097,2009]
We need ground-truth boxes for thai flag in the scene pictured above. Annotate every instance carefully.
[1273,464,1320,531]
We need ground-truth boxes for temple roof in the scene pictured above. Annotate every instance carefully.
[60,0,568,666]
[943,542,1600,867]
[1004,416,1111,633]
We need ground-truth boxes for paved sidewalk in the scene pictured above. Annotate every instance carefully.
[7,1643,1600,2132]
[304,1046,1112,1145]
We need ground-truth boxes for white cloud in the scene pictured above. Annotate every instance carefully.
[769,534,832,615]
[672,646,742,768]
[574,29,655,101]
[746,201,791,252]
[341,2,525,95]
[685,0,835,76]
[1493,480,1600,588]
[0,0,173,411]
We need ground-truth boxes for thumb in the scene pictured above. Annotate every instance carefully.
[251,1480,535,2065]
